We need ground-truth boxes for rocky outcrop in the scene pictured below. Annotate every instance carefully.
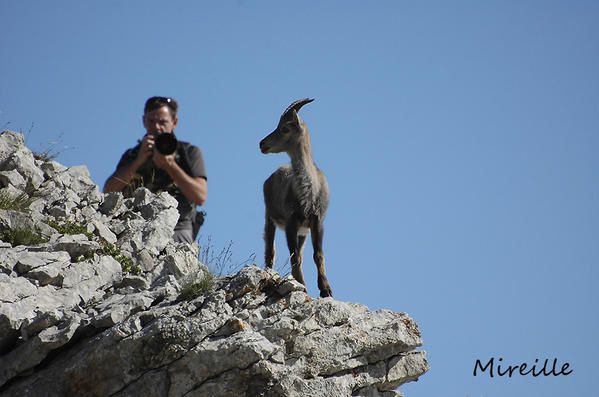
[0,131,428,396]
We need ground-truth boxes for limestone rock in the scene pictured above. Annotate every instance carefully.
[0,267,428,397]
[0,131,428,396]
[0,170,27,190]
[0,135,44,188]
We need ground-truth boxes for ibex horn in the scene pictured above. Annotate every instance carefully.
[282,98,315,118]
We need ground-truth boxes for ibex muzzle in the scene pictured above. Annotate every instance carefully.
[260,98,332,298]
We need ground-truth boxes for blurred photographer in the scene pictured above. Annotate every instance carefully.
[104,96,207,243]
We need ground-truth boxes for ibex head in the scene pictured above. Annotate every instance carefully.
[260,98,314,154]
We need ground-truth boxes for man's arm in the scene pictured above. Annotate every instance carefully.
[103,158,144,192]
[153,152,208,205]
[104,135,154,193]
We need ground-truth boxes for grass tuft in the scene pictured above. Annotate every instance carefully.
[198,236,256,277]
[0,191,35,212]
[25,128,72,162]
[0,227,47,246]
[178,270,215,301]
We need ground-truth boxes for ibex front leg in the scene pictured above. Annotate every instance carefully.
[264,216,276,269]
[285,214,306,286]
[311,215,332,298]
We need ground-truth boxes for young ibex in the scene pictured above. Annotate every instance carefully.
[259,98,333,298]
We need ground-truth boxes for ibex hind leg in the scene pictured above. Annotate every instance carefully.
[311,217,332,298]
[297,234,307,266]
[264,216,276,269]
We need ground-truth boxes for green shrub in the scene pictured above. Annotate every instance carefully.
[46,220,93,240]
[0,227,47,246]
[102,243,141,274]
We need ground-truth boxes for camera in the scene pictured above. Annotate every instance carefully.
[155,133,178,155]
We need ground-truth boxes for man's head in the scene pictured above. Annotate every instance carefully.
[143,96,178,136]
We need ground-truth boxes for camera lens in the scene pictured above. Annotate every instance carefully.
[155,133,178,155]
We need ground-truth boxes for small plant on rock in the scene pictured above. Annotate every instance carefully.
[101,243,141,275]
[0,227,47,246]
[198,236,256,277]
[46,220,94,240]
[76,251,96,263]
[26,128,72,162]
[178,269,215,301]
[0,190,35,212]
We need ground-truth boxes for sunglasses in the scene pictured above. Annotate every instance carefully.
[153,96,172,104]
[144,96,178,114]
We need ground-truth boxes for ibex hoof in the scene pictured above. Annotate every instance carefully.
[320,288,333,298]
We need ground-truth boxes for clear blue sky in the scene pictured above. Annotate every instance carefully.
[2,1,598,396]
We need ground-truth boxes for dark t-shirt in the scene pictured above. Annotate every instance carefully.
[113,139,207,229]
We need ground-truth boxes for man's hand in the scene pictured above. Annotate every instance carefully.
[136,134,156,164]
[152,151,207,205]
[104,134,153,193]
[152,151,176,171]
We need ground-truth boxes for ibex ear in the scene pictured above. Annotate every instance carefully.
[286,109,301,126]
